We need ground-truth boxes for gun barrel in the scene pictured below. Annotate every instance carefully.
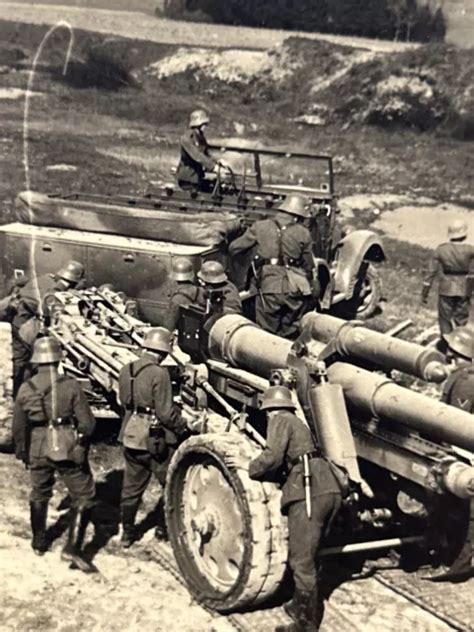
[300,313,447,382]
[208,315,474,453]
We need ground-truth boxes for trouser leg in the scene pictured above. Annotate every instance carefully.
[120,449,152,546]
[438,296,454,335]
[61,506,95,573]
[452,297,469,328]
[255,293,286,334]
[29,457,55,504]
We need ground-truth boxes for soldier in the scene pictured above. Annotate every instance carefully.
[244,386,342,631]
[197,260,242,315]
[118,327,188,547]
[442,325,474,412]
[228,194,315,337]
[167,257,201,330]
[12,337,96,572]
[421,219,474,337]
[10,260,85,396]
[176,109,228,192]
[427,325,473,582]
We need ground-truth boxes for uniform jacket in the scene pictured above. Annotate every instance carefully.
[118,354,187,443]
[12,366,96,460]
[197,280,242,315]
[442,364,474,413]
[176,129,216,186]
[423,243,474,297]
[248,410,341,512]
[168,282,202,330]
[228,214,314,294]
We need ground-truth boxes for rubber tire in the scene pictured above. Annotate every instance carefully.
[339,264,382,320]
[165,432,288,613]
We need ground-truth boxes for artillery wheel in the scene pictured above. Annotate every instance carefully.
[341,263,382,320]
[0,323,14,451]
[165,432,288,613]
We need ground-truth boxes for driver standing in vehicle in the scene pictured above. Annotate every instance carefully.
[176,109,228,192]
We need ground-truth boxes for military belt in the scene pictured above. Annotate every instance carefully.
[289,449,321,467]
[29,417,73,427]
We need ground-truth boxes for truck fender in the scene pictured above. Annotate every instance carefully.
[333,230,385,298]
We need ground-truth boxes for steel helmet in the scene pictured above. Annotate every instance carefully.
[31,336,63,364]
[198,260,227,285]
[260,385,296,411]
[143,327,172,354]
[277,194,310,219]
[57,260,84,284]
[448,219,468,241]
[171,257,194,282]
[444,326,473,360]
[98,283,116,292]
[189,109,210,128]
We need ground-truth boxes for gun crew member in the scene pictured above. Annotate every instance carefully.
[167,257,201,331]
[245,386,342,631]
[421,220,474,337]
[8,260,85,396]
[427,325,473,583]
[176,109,228,192]
[196,260,242,315]
[118,327,188,547]
[228,194,315,337]
[12,337,96,572]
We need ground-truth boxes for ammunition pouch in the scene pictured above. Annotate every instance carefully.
[146,423,167,459]
[122,409,154,451]
[286,267,312,297]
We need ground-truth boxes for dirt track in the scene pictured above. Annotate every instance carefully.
[0,1,417,52]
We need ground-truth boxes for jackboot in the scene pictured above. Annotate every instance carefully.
[425,541,474,582]
[30,501,49,556]
[120,499,140,548]
[276,589,314,632]
[154,497,168,542]
[61,507,95,573]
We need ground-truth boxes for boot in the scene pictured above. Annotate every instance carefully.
[120,499,140,548]
[424,543,474,582]
[61,507,95,573]
[154,497,168,542]
[283,588,307,622]
[276,589,317,632]
[30,501,49,556]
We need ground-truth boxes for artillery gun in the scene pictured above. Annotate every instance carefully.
[3,287,471,613]
[0,145,384,326]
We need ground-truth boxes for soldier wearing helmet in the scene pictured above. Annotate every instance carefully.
[196,260,242,315]
[176,109,227,192]
[241,385,342,631]
[167,257,201,330]
[12,336,96,572]
[422,219,474,338]
[228,194,315,336]
[5,260,85,396]
[118,326,188,547]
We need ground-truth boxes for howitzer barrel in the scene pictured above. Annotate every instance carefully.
[300,313,447,382]
[208,315,474,452]
[328,364,474,452]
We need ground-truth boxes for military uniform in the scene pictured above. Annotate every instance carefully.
[176,128,216,191]
[10,274,61,395]
[167,282,202,330]
[422,242,474,335]
[12,366,96,506]
[442,364,474,413]
[229,213,314,337]
[249,411,341,599]
[118,354,188,538]
[197,280,242,315]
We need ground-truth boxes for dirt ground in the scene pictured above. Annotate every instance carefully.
[0,8,473,632]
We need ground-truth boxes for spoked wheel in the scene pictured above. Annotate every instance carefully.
[165,433,288,612]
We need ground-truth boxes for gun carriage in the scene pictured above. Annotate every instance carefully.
[20,287,474,613]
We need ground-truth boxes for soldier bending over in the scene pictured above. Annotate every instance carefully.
[243,386,342,631]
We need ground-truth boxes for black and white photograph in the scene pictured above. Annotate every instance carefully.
[0,0,472,630]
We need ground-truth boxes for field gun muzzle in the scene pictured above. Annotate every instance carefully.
[207,315,474,455]
[300,312,447,382]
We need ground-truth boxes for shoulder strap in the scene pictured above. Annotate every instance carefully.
[271,219,283,260]
[129,362,154,409]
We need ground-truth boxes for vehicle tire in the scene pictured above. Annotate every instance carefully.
[165,432,288,613]
[340,264,382,320]
[0,323,14,451]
